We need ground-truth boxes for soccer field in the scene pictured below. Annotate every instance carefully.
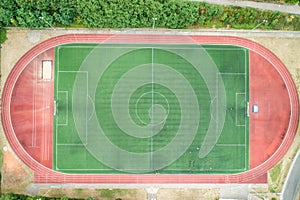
[54,43,249,174]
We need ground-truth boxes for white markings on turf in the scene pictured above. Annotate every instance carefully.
[56,46,90,170]
[56,143,85,146]
[151,48,154,170]
[55,45,249,172]
[56,46,249,50]
[216,144,246,147]
[87,95,95,121]
[216,72,219,139]
[244,49,248,169]
[214,48,248,170]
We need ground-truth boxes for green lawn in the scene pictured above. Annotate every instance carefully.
[54,43,249,174]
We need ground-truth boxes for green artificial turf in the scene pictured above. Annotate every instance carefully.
[54,43,249,174]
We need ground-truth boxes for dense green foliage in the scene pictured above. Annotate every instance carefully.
[0,0,76,28]
[0,0,300,30]
[284,0,299,3]
[0,193,82,200]
[197,3,300,30]
[0,28,7,44]
[76,0,199,28]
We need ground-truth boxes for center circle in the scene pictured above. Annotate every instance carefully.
[135,91,170,127]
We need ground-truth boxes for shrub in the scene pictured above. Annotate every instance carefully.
[0,28,7,44]
[284,0,298,3]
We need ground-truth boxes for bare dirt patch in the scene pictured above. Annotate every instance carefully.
[248,37,300,72]
[1,150,33,194]
[39,188,147,200]
[157,188,219,200]
[267,130,300,193]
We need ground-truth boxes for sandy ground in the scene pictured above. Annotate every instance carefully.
[1,29,300,199]
[39,188,147,200]
[1,149,33,194]
[157,188,219,200]
[248,37,300,76]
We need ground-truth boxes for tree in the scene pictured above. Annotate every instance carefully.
[53,0,77,26]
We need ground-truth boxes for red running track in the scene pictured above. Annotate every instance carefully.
[9,48,54,169]
[1,34,299,184]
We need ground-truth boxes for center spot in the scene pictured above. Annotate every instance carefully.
[149,104,167,125]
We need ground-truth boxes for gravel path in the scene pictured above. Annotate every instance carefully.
[190,0,300,14]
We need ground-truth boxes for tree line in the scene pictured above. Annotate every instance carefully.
[1,0,300,31]
[1,0,300,32]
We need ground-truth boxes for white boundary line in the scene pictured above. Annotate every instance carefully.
[57,143,85,146]
[58,45,247,51]
[216,73,219,136]
[244,49,248,169]
[151,48,154,170]
[57,168,246,172]
[217,72,246,75]
[218,72,245,75]
[85,72,88,146]
[54,45,250,172]
[216,144,246,147]
[55,47,61,170]
[58,70,89,73]
[60,169,114,171]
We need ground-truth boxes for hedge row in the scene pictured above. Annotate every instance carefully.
[1,0,300,30]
